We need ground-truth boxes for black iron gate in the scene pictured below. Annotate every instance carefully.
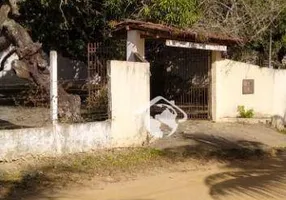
[146,40,211,120]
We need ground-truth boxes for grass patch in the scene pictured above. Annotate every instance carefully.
[0,148,169,199]
[48,148,166,175]
[278,129,286,135]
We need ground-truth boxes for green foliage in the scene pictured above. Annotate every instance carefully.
[142,0,199,27]
[11,0,286,66]
[104,0,199,27]
[16,0,199,61]
[18,0,105,61]
[103,0,143,20]
[237,105,254,118]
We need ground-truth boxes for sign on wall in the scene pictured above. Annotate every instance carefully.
[242,79,254,94]
[166,40,227,52]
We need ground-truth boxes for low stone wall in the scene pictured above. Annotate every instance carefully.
[0,121,111,161]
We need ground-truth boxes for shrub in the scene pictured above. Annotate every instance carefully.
[86,86,108,112]
[237,105,254,118]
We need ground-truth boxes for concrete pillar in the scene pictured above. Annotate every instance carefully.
[50,51,58,124]
[211,51,222,122]
[126,30,145,61]
[108,60,150,147]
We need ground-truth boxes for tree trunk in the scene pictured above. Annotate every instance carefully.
[0,1,81,121]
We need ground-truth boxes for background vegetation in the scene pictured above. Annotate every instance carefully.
[13,0,286,68]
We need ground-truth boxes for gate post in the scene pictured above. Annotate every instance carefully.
[126,30,145,61]
[50,51,58,124]
[109,60,150,146]
[211,51,222,122]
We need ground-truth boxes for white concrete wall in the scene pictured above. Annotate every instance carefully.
[213,59,286,120]
[0,121,111,161]
[109,60,150,147]
[273,70,286,119]
[211,51,222,121]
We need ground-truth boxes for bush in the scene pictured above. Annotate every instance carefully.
[86,86,108,112]
[237,105,254,118]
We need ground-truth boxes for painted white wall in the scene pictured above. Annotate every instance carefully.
[109,60,150,147]
[211,51,222,121]
[213,59,286,120]
[273,70,286,119]
[0,121,111,161]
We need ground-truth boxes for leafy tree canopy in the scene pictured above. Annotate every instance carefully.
[15,0,200,60]
[4,0,286,67]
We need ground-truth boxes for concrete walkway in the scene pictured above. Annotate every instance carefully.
[151,120,286,150]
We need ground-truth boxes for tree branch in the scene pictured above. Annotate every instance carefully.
[8,0,20,16]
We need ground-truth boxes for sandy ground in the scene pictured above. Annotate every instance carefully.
[0,106,50,129]
[26,156,286,200]
[36,166,224,200]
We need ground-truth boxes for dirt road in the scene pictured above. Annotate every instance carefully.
[32,155,286,200]
[52,169,216,200]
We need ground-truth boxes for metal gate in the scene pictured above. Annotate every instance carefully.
[147,40,211,120]
[87,40,125,121]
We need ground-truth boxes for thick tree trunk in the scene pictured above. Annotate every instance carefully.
[0,1,81,121]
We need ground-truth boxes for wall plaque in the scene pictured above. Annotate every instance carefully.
[242,79,254,94]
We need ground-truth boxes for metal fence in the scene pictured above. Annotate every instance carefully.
[56,39,126,123]
[0,39,126,129]
[83,39,126,121]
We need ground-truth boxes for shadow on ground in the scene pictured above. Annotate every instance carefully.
[158,132,286,200]
[0,166,67,200]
